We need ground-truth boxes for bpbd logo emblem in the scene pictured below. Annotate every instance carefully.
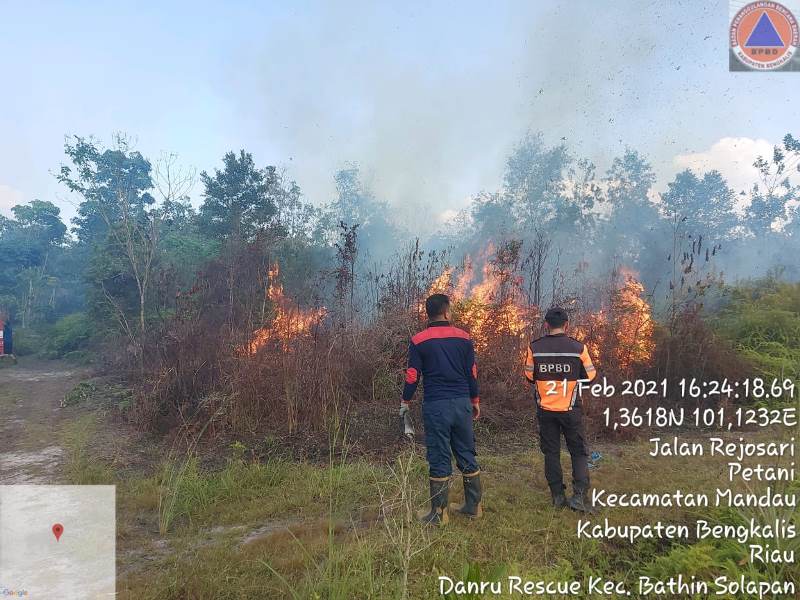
[730,1,799,70]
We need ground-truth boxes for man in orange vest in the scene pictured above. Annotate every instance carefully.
[524,307,597,512]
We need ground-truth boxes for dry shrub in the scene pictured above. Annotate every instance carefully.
[128,236,751,451]
[649,303,754,394]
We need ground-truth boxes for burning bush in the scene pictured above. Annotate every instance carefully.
[422,241,539,419]
[244,263,326,354]
[129,231,746,449]
[574,267,655,382]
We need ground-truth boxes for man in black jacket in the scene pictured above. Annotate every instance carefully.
[401,294,483,525]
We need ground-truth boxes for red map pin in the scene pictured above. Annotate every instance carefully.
[52,523,64,542]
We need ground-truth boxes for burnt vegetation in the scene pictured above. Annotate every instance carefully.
[2,131,800,449]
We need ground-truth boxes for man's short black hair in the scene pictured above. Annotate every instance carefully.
[544,307,569,328]
[426,294,450,320]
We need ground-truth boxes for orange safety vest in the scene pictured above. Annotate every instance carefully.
[523,333,597,411]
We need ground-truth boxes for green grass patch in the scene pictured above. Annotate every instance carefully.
[61,413,115,484]
[116,430,799,599]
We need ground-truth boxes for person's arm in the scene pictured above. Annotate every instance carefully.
[466,340,480,419]
[579,343,597,382]
[523,344,536,383]
[401,341,422,407]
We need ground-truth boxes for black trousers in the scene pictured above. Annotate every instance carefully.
[423,397,479,478]
[537,406,589,494]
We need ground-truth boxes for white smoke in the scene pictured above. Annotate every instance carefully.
[0,184,24,218]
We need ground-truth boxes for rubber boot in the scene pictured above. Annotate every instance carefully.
[567,484,594,513]
[418,477,449,526]
[449,472,483,518]
[550,483,567,509]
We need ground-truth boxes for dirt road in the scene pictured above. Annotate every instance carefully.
[0,358,86,484]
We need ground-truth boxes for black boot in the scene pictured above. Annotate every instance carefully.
[550,483,567,509]
[418,477,449,526]
[567,484,594,513]
[449,472,483,518]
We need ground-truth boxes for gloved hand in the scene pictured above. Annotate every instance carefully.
[399,402,410,417]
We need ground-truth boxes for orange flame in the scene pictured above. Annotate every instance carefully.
[608,267,655,369]
[428,267,453,295]
[427,247,654,371]
[245,264,326,354]
[427,243,531,349]
[574,267,654,374]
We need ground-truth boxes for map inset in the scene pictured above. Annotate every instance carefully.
[0,485,115,599]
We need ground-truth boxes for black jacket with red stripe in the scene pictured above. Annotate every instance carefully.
[403,321,479,405]
[523,333,597,411]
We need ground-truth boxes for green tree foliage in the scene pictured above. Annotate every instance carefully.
[274,179,317,239]
[198,152,323,302]
[58,135,161,356]
[470,191,515,243]
[502,132,571,228]
[41,312,93,359]
[0,200,68,327]
[153,154,218,296]
[2,127,798,371]
[11,200,67,246]
[747,133,800,235]
[198,150,282,240]
[729,133,800,279]
[662,170,737,240]
[59,135,155,245]
[600,149,665,276]
[462,132,600,273]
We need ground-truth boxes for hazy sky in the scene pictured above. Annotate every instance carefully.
[1,1,798,231]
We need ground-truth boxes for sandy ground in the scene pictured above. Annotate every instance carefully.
[0,358,87,484]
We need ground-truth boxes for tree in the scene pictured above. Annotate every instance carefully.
[154,152,196,229]
[274,178,317,239]
[747,133,800,235]
[198,150,281,241]
[661,169,737,240]
[559,158,602,233]
[11,200,67,247]
[0,200,67,327]
[198,151,292,329]
[522,227,552,307]
[601,149,664,278]
[60,135,155,245]
[58,135,160,359]
[323,165,399,263]
[470,191,514,243]
[333,221,359,327]
[502,131,572,229]
[149,153,219,317]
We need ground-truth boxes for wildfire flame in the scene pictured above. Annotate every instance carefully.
[427,243,531,349]
[245,264,326,354]
[427,267,453,296]
[427,247,654,372]
[574,267,654,374]
[613,267,655,363]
